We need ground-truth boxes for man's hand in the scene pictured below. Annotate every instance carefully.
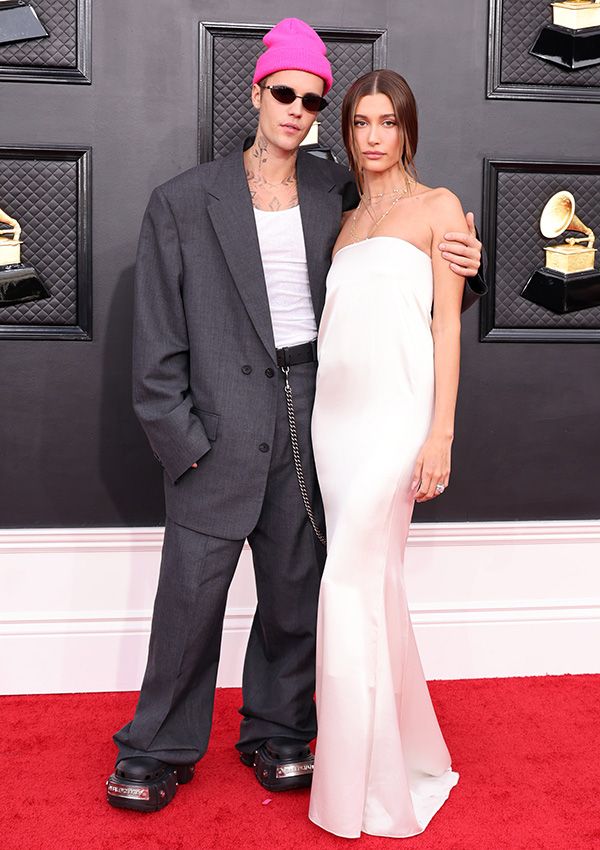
[439,211,481,278]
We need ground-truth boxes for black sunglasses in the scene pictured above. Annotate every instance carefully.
[260,84,328,113]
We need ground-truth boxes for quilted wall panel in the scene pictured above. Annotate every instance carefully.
[0,0,90,82]
[488,0,600,99]
[0,148,91,338]
[484,163,600,337]
[501,0,600,87]
[201,25,386,164]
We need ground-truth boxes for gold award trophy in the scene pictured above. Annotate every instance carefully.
[299,119,337,162]
[521,191,600,313]
[0,207,49,305]
[530,0,600,69]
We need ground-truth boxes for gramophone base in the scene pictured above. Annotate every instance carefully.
[0,263,50,306]
[300,143,337,163]
[521,268,600,314]
[0,2,49,46]
[530,23,600,70]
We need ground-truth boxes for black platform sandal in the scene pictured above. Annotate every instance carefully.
[106,756,195,812]
[251,738,314,791]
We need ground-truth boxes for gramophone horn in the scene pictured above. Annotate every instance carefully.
[540,190,593,245]
[540,191,576,237]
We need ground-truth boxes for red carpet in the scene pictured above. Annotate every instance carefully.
[1,676,598,849]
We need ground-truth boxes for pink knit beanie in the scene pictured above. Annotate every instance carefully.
[253,18,333,95]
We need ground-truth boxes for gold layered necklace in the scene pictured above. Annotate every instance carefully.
[351,180,413,243]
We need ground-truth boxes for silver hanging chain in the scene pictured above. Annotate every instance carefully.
[281,366,327,546]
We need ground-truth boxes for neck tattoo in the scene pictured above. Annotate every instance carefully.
[245,133,298,210]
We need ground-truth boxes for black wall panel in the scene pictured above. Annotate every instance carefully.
[198,23,386,163]
[0,0,599,528]
[481,160,600,342]
[488,0,600,101]
[0,145,91,339]
[0,0,90,83]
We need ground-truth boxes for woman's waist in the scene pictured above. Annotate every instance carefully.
[315,348,434,399]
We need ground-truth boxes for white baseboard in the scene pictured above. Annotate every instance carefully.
[1,521,599,694]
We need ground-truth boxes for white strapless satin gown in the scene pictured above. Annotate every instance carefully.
[309,237,459,839]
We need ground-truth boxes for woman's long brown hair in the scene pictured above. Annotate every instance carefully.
[341,70,418,195]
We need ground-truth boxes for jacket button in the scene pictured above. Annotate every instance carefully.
[241,365,252,375]
[265,368,275,378]
[259,443,270,453]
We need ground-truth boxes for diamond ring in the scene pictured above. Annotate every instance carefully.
[435,483,445,494]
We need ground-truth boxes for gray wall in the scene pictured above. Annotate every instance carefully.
[1,0,599,527]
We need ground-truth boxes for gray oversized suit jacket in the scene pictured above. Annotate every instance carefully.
[132,146,357,540]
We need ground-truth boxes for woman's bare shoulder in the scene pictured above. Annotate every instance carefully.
[421,186,464,213]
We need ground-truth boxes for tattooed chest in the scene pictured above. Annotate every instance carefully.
[249,185,299,211]
[247,176,299,212]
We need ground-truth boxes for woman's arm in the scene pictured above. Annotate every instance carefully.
[412,188,466,503]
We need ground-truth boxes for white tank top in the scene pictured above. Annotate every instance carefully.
[253,205,317,349]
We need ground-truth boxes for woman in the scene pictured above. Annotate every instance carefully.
[309,70,464,838]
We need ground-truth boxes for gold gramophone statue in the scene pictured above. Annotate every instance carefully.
[299,120,337,162]
[530,0,600,69]
[244,120,337,162]
[0,206,49,305]
[521,191,600,313]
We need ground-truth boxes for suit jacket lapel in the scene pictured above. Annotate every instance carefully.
[207,148,343,362]
[296,151,342,326]
[207,151,277,363]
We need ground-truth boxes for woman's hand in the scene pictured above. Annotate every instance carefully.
[438,211,481,278]
[411,433,452,502]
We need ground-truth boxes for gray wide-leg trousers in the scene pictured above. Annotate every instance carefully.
[114,363,325,765]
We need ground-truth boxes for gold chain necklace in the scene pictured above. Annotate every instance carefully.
[351,181,411,242]
[363,188,402,202]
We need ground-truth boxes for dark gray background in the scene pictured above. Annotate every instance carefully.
[1,0,599,527]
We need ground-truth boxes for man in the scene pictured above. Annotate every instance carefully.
[107,18,484,812]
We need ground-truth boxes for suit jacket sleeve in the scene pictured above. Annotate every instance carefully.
[341,177,360,212]
[132,186,212,483]
[461,225,488,313]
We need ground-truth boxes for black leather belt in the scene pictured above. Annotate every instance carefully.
[275,338,318,369]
